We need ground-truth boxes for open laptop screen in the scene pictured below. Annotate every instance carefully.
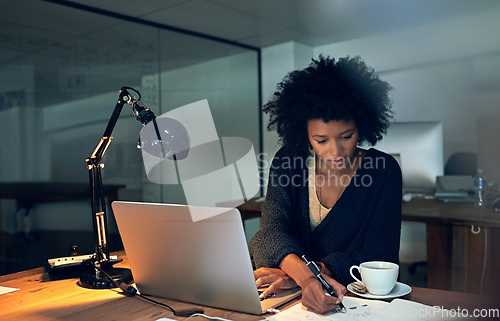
[111,201,300,314]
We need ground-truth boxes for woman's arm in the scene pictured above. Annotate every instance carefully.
[249,150,306,268]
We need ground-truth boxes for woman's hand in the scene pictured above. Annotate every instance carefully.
[300,274,346,314]
[277,254,346,314]
[253,267,298,299]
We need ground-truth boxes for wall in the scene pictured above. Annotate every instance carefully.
[315,9,500,171]
[152,51,261,206]
[260,42,314,188]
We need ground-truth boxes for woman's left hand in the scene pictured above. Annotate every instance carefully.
[253,267,298,299]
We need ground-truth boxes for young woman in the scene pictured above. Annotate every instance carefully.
[249,55,402,314]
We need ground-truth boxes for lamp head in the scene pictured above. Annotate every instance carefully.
[138,117,190,160]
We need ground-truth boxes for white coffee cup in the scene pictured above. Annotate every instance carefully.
[349,261,399,295]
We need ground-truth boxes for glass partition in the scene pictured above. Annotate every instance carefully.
[0,0,260,233]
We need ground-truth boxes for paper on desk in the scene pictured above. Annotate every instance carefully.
[267,297,477,321]
[370,299,477,321]
[266,296,388,321]
[0,286,19,295]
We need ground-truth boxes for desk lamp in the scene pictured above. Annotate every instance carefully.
[78,86,190,289]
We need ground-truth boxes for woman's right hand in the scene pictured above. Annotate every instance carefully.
[272,254,346,314]
[300,274,346,314]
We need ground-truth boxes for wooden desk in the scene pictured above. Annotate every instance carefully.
[401,199,500,296]
[237,198,500,296]
[0,251,498,321]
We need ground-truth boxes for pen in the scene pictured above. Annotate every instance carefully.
[301,255,346,313]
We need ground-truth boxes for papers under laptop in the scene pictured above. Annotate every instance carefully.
[111,201,301,315]
[435,175,474,202]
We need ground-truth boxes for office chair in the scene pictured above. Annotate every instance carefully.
[444,152,477,177]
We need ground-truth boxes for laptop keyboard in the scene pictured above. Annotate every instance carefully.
[258,290,276,301]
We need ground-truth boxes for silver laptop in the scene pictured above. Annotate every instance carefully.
[111,201,301,315]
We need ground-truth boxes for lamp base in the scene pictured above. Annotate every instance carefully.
[78,264,133,289]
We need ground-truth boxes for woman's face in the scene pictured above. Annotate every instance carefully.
[307,118,359,171]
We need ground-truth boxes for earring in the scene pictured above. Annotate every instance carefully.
[308,143,315,156]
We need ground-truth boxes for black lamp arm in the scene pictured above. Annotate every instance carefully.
[85,87,141,265]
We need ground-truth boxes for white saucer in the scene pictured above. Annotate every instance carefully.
[347,282,411,299]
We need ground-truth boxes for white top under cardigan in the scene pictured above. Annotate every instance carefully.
[308,154,331,230]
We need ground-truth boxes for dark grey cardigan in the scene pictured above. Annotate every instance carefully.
[249,147,402,286]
